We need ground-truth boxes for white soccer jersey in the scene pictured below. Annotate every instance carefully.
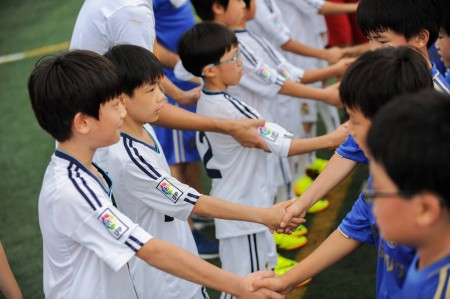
[39,150,152,299]
[196,90,291,239]
[246,0,291,49]
[105,124,203,299]
[70,0,155,54]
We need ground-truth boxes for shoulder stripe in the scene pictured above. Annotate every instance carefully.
[248,31,281,65]
[184,198,196,205]
[433,264,450,299]
[67,163,102,211]
[187,193,200,199]
[224,93,260,119]
[123,137,161,180]
[239,43,258,67]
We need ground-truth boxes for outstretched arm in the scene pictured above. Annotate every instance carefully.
[155,104,270,152]
[279,80,342,107]
[319,1,358,15]
[281,40,345,64]
[137,238,285,299]
[193,196,304,233]
[0,242,22,299]
[281,153,357,226]
[252,229,360,294]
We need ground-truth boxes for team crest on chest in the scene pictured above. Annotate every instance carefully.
[99,208,129,239]
[157,178,183,203]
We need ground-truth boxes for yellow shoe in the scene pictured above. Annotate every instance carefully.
[291,225,308,237]
[305,158,328,179]
[273,234,307,251]
[307,199,330,214]
[274,255,297,276]
[296,277,313,287]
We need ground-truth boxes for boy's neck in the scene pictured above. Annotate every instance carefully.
[213,19,245,31]
[203,81,228,92]
[416,220,450,269]
[121,119,155,146]
[58,139,96,171]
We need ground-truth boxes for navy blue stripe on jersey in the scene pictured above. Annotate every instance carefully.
[253,234,260,270]
[187,193,200,199]
[264,0,274,12]
[247,235,255,272]
[239,43,258,67]
[248,31,281,65]
[275,76,285,86]
[123,137,161,180]
[125,241,139,253]
[67,163,103,211]
[184,198,196,205]
[223,93,259,119]
[128,235,144,247]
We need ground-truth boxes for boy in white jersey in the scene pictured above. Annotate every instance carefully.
[103,44,306,299]
[27,49,289,299]
[178,22,349,298]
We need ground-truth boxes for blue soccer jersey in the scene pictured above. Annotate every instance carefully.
[335,134,369,165]
[432,63,450,94]
[339,177,416,299]
[401,254,450,299]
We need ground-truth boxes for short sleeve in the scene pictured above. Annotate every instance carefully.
[106,4,156,52]
[239,44,286,97]
[338,194,376,245]
[259,122,292,157]
[253,0,291,47]
[55,190,152,271]
[335,135,369,164]
[122,156,201,221]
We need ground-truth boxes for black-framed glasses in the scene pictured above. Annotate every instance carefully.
[201,49,242,76]
[361,182,415,205]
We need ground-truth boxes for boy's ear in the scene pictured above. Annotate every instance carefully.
[72,112,92,135]
[410,29,430,49]
[202,66,217,78]
[212,2,225,16]
[416,193,442,227]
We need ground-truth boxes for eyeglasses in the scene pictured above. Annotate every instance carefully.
[201,49,242,76]
[361,182,415,205]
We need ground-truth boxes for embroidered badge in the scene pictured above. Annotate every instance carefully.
[258,126,278,142]
[99,208,129,239]
[157,178,184,203]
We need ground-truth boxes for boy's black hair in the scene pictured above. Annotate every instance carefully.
[356,0,440,48]
[27,50,121,142]
[441,0,450,35]
[339,46,432,119]
[367,89,450,209]
[191,0,230,21]
[104,44,163,97]
[178,22,238,77]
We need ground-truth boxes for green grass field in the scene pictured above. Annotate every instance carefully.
[0,1,376,298]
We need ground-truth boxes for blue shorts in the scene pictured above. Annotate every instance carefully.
[153,100,201,165]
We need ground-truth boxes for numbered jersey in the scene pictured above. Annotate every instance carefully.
[196,90,291,239]
[104,124,203,299]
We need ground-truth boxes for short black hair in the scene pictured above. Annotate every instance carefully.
[27,50,121,142]
[104,44,163,97]
[178,22,238,77]
[441,0,450,35]
[367,89,450,209]
[191,0,230,21]
[339,46,432,119]
[357,0,440,48]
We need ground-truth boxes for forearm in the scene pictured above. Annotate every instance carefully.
[288,134,337,156]
[193,195,267,224]
[319,2,358,15]
[137,239,246,296]
[299,153,357,208]
[162,77,184,103]
[156,43,180,69]
[0,244,22,299]
[280,229,360,291]
[281,39,329,60]
[279,80,338,106]
[301,65,340,84]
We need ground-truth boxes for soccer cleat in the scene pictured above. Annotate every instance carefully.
[307,199,330,214]
[192,229,219,260]
[273,233,307,251]
[293,171,330,214]
[305,158,328,179]
[274,254,298,276]
[291,225,308,237]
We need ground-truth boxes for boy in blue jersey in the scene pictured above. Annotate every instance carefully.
[28,49,288,299]
[177,22,349,297]
[436,0,450,85]
[367,90,450,299]
[251,46,434,298]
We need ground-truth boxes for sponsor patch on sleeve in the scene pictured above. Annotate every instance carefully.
[256,64,275,83]
[258,126,278,142]
[99,208,129,240]
[156,178,184,203]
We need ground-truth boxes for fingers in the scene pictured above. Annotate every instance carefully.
[252,277,278,292]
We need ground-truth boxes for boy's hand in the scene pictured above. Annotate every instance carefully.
[242,271,286,299]
[266,199,306,233]
[251,275,288,295]
[327,121,349,149]
[335,57,356,77]
[228,119,270,152]
[323,82,343,108]
[280,198,311,228]
[175,85,202,106]
[325,46,345,64]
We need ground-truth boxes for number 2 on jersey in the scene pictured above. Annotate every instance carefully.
[198,132,222,179]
